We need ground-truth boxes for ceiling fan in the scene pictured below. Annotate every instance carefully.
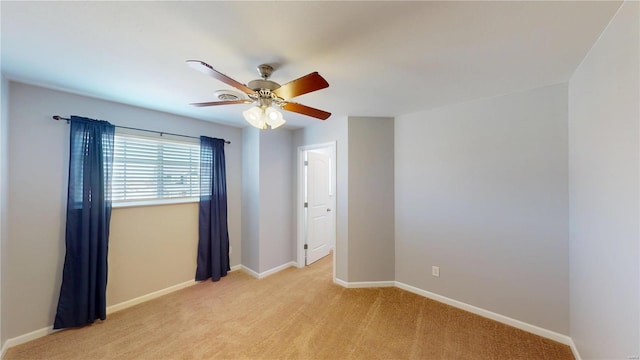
[187,60,331,129]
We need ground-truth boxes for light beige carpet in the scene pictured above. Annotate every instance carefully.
[6,255,574,359]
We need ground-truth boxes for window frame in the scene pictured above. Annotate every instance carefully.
[111,128,201,208]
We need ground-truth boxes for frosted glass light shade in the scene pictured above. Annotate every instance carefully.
[243,106,286,129]
[243,106,266,129]
[264,107,286,129]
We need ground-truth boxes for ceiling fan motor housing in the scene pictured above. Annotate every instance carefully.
[248,63,280,95]
[248,77,284,109]
[247,79,280,91]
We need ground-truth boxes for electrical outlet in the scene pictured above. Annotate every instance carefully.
[229,246,232,255]
[432,266,440,277]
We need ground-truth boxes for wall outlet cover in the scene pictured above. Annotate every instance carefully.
[432,266,440,277]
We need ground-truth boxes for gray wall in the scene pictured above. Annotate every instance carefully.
[347,117,395,282]
[241,127,260,271]
[258,129,294,272]
[293,116,395,283]
[241,127,294,274]
[568,2,639,358]
[2,82,243,340]
[395,83,570,334]
[0,75,8,347]
[293,117,349,281]
[108,203,199,305]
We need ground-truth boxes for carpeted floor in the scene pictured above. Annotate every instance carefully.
[5,255,574,359]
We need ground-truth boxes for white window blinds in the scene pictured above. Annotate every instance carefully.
[112,132,200,203]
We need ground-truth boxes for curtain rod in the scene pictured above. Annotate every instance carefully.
[52,116,231,144]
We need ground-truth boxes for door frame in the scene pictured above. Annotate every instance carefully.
[296,142,337,278]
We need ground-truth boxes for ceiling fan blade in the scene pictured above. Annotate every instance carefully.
[273,72,329,100]
[281,102,331,120]
[190,99,252,107]
[186,60,255,95]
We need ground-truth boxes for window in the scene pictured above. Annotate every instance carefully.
[112,131,200,206]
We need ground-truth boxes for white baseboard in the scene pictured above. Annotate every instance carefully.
[333,277,349,287]
[334,279,395,288]
[241,265,260,278]
[229,264,242,272]
[261,262,297,278]
[2,325,59,357]
[395,281,573,346]
[242,261,297,279]
[569,338,582,360]
[106,279,196,314]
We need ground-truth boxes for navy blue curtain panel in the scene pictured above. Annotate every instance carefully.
[54,116,115,329]
[195,136,230,281]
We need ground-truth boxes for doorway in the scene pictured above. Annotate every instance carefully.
[297,142,336,276]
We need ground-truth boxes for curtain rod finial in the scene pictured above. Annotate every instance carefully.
[53,115,70,123]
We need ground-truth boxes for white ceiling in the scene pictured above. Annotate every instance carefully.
[1,1,622,129]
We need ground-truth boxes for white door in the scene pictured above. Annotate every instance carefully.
[305,151,332,265]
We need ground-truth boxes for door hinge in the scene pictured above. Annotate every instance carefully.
[304,244,308,250]
[304,202,308,208]
[304,160,308,166]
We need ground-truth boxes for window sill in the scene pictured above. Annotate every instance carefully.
[112,197,199,209]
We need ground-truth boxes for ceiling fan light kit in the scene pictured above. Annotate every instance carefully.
[242,106,286,130]
[187,60,330,129]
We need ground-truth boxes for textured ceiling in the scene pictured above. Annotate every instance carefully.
[1,1,622,129]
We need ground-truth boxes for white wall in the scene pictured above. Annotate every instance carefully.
[568,2,640,359]
[3,82,242,340]
[395,83,570,334]
[293,117,349,281]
